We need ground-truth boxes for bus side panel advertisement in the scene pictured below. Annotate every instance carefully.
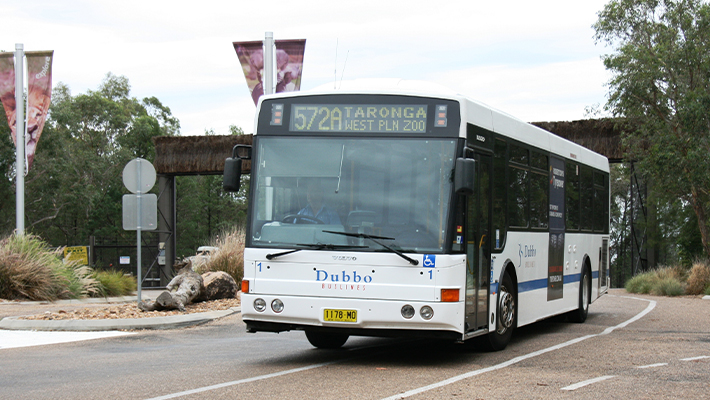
[548,157,565,301]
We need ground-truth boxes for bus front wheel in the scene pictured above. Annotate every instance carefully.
[305,331,349,349]
[485,271,516,351]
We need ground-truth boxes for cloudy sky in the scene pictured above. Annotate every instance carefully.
[2,0,613,136]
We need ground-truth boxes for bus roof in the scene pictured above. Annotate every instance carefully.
[258,79,609,172]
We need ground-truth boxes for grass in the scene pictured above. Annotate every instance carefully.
[626,260,710,297]
[0,234,98,300]
[194,226,245,286]
[0,233,135,301]
[93,269,137,297]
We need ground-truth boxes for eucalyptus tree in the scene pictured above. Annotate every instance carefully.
[594,0,710,258]
[25,73,179,245]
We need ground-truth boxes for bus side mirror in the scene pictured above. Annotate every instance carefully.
[454,158,475,195]
[223,144,251,192]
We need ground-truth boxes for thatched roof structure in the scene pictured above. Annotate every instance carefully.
[152,135,253,175]
[152,119,628,175]
[532,118,628,162]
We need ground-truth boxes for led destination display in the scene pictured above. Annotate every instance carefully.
[289,104,427,133]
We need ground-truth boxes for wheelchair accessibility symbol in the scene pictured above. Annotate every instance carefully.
[423,254,436,268]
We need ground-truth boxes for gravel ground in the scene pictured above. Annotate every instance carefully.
[0,295,240,321]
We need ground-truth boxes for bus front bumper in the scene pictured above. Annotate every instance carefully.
[241,293,465,340]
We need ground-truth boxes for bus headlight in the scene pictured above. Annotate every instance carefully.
[271,299,284,313]
[254,298,266,312]
[420,306,434,320]
[401,304,415,319]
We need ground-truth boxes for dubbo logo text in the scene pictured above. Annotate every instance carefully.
[317,270,372,291]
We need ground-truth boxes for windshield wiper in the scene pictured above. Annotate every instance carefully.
[266,243,367,260]
[323,231,419,266]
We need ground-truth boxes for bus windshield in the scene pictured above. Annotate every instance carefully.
[250,137,457,253]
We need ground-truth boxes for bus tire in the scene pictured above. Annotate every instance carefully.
[568,266,591,323]
[485,271,516,351]
[305,331,349,349]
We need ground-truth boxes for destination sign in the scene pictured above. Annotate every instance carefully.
[289,104,427,133]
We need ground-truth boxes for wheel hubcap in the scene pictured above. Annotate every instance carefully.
[497,285,515,335]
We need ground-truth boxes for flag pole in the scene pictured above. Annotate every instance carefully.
[15,43,24,236]
[264,32,274,95]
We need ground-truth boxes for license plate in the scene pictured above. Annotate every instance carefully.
[323,309,357,323]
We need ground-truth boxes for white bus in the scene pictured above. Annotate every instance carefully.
[224,79,609,350]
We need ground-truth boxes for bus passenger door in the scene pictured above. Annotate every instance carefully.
[465,153,492,332]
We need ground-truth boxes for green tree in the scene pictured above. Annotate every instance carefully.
[594,0,710,258]
[23,73,178,246]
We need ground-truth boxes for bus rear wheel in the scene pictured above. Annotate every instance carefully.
[485,271,516,351]
[305,331,349,349]
[568,267,590,323]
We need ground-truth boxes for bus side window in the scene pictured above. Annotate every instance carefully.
[566,162,580,231]
[593,171,609,233]
[580,166,594,231]
[508,143,529,228]
[530,152,548,229]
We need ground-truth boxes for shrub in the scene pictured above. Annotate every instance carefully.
[1,234,63,300]
[55,263,101,299]
[625,271,657,294]
[686,260,710,295]
[93,269,137,297]
[198,226,245,286]
[651,277,685,297]
[0,234,108,300]
[625,267,685,297]
[0,234,101,300]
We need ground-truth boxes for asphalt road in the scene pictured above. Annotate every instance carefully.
[1,289,708,400]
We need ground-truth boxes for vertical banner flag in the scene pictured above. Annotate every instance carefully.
[25,51,53,171]
[0,50,53,172]
[233,39,306,105]
[0,53,17,146]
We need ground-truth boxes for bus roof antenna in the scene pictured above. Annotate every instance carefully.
[338,50,349,89]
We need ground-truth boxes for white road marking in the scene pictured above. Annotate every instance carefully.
[636,363,667,369]
[380,296,656,400]
[144,360,341,400]
[143,341,391,400]
[0,330,134,349]
[681,356,710,361]
[561,375,616,391]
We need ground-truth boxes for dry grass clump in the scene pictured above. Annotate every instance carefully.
[0,234,101,301]
[685,260,710,295]
[625,266,685,297]
[195,226,245,286]
[625,260,710,297]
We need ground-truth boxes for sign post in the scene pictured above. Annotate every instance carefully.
[122,158,157,303]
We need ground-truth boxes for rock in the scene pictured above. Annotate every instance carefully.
[199,271,238,301]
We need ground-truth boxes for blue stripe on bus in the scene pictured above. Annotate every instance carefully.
[565,273,581,284]
[490,272,594,295]
[518,278,548,292]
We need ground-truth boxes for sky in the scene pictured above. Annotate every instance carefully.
[2,0,614,136]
